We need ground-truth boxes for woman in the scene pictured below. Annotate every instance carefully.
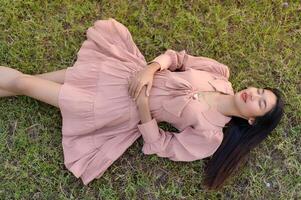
[0,18,284,189]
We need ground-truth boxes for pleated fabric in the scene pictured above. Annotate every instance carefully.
[58,18,147,185]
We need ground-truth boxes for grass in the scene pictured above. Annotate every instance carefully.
[0,0,300,199]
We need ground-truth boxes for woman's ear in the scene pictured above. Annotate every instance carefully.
[248,117,255,125]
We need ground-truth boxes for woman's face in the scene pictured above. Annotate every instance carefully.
[234,87,277,120]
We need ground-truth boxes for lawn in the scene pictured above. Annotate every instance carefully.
[0,0,300,199]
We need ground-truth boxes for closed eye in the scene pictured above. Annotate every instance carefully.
[258,88,267,110]
[261,88,264,94]
[263,100,267,109]
[262,89,267,109]
[257,88,264,94]
[259,100,263,109]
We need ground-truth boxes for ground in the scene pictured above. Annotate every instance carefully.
[0,0,300,199]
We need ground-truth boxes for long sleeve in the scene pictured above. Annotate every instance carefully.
[150,49,230,79]
[137,119,223,162]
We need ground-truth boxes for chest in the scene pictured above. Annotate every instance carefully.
[172,68,224,92]
[157,68,233,130]
[197,91,222,107]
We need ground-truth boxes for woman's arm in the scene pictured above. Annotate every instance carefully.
[150,49,230,78]
[134,86,223,162]
[146,62,161,74]
[136,86,152,124]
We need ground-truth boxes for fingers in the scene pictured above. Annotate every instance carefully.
[133,85,143,100]
[128,72,137,97]
[146,82,152,96]
[128,78,142,100]
[128,71,153,100]
[130,77,142,100]
[129,79,137,97]
[128,80,133,96]
[132,79,140,98]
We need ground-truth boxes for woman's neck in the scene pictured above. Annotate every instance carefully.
[215,94,244,118]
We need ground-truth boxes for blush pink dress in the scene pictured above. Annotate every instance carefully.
[58,18,234,185]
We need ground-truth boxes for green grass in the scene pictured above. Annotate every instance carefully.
[0,0,300,199]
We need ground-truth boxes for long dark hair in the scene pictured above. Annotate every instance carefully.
[203,88,284,189]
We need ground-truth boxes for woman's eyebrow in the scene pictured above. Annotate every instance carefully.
[262,89,267,109]
[259,89,267,109]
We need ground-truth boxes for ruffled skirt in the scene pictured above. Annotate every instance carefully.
[58,18,147,184]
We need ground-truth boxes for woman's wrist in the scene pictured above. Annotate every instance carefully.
[146,62,161,73]
[137,97,148,110]
[137,100,152,123]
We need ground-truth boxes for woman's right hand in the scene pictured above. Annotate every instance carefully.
[128,62,160,100]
